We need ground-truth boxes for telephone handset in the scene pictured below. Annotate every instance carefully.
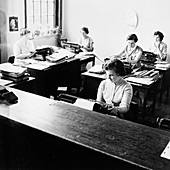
[0,85,18,104]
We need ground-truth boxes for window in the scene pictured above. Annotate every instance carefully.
[25,0,61,36]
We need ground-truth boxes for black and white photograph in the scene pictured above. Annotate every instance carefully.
[0,0,170,169]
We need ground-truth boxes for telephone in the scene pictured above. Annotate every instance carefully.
[0,85,18,104]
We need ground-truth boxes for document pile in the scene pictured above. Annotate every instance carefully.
[0,63,28,82]
[46,48,75,62]
[155,61,170,70]
[125,69,159,85]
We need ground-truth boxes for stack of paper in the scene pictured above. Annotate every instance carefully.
[46,48,75,62]
[125,77,154,85]
[0,63,27,78]
[155,63,170,70]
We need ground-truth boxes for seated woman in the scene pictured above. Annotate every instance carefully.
[13,28,35,63]
[79,27,94,52]
[96,59,133,118]
[79,27,94,72]
[114,34,143,69]
[150,31,167,61]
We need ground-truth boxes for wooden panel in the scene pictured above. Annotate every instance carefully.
[0,88,170,169]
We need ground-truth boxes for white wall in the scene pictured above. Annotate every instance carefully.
[63,0,170,63]
[6,0,25,60]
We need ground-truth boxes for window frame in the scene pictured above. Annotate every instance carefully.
[24,0,62,33]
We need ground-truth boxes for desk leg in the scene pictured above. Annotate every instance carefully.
[92,58,95,66]
[167,88,169,99]
[142,91,148,122]
[152,91,157,115]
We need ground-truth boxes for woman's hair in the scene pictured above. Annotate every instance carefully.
[154,31,164,41]
[81,27,89,34]
[103,59,125,76]
[20,28,31,36]
[127,34,138,43]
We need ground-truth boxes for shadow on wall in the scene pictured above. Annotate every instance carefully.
[0,9,7,63]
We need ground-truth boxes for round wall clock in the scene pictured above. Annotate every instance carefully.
[126,9,138,30]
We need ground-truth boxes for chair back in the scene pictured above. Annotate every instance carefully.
[57,93,77,104]
[123,101,139,122]
[8,56,15,64]
[156,117,170,131]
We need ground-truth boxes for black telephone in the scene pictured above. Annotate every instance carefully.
[0,85,18,104]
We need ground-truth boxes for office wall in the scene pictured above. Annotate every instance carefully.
[63,0,170,63]
[0,0,25,63]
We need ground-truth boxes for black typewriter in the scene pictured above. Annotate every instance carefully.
[62,41,80,54]
[140,51,157,64]
[35,47,54,61]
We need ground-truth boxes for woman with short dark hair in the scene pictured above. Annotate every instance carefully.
[79,27,94,52]
[114,33,143,69]
[151,31,167,61]
[96,59,133,118]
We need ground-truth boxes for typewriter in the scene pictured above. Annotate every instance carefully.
[62,41,81,54]
[140,51,157,64]
[35,47,54,61]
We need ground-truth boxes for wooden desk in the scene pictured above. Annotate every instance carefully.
[0,88,170,169]
[20,53,95,98]
[81,71,160,119]
[142,63,170,102]
[155,68,170,102]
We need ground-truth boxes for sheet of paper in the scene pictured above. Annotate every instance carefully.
[57,87,67,91]
[0,78,13,86]
[88,65,105,74]
[161,141,170,160]
[73,98,95,111]
[75,52,95,58]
